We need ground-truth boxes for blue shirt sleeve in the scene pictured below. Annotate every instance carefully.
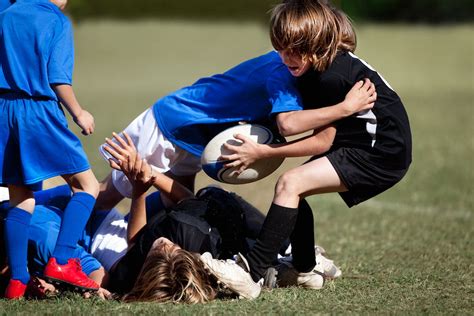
[266,68,303,115]
[48,17,74,85]
[0,0,12,12]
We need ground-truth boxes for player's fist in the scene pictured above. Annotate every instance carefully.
[74,110,95,135]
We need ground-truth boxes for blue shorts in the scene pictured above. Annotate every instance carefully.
[0,93,90,186]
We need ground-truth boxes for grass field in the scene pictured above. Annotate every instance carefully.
[1,21,473,314]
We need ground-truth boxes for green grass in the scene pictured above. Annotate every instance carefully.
[1,21,473,314]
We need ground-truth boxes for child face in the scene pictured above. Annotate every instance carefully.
[50,0,67,10]
[278,49,312,77]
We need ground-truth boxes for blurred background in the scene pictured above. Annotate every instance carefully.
[1,0,472,313]
[68,0,473,23]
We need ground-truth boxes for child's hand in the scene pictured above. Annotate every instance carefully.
[103,132,156,193]
[343,79,377,115]
[27,277,58,298]
[74,109,95,135]
[83,287,113,300]
[219,134,265,174]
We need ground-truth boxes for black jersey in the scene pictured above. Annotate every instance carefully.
[298,52,412,170]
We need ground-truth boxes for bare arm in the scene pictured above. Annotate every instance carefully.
[150,173,194,205]
[127,185,148,244]
[261,126,336,158]
[52,84,94,135]
[221,125,336,173]
[103,132,194,243]
[275,79,376,136]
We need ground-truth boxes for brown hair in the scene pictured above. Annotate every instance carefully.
[270,0,356,72]
[123,248,217,304]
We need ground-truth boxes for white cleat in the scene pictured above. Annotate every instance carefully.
[278,245,342,280]
[314,252,342,280]
[200,252,261,300]
[276,261,324,290]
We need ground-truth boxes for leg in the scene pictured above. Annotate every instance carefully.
[8,186,35,213]
[53,169,99,263]
[43,169,100,291]
[4,185,34,298]
[290,199,315,273]
[62,168,99,197]
[274,156,347,208]
[247,157,346,281]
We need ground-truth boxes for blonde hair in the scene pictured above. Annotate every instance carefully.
[123,248,216,304]
[270,0,356,72]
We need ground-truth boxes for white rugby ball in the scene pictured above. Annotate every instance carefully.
[201,124,285,184]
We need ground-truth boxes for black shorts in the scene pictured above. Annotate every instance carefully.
[324,148,409,207]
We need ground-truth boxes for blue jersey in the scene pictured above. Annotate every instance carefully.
[153,51,303,156]
[0,0,74,100]
[0,0,12,12]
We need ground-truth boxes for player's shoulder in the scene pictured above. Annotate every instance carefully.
[318,51,362,87]
[241,51,286,73]
[259,51,295,83]
[44,3,70,27]
[33,1,71,28]
[265,51,290,72]
[227,51,291,85]
[324,52,354,77]
[9,1,70,28]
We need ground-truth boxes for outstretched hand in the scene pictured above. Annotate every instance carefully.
[343,78,377,115]
[103,132,156,193]
[219,133,265,174]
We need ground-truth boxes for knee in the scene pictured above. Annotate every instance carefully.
[84,178,100,198]
[70,174,100,198]
[275,171,301,198]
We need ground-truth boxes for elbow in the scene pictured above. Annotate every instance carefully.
[321,142,333,154]
[276,113,298,137]
[277,122,294,137]
[312,142,332,156]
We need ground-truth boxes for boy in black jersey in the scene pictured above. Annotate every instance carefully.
[220,0,411,288]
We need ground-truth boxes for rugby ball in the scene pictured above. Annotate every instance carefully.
[201,124,285,184]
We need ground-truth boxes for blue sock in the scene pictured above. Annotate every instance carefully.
[52,192,96,265]
[4,207,32,284]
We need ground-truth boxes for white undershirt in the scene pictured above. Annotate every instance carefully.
[90,209,128,271]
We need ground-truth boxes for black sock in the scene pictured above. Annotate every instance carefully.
[290,199,316,273]
[247,203,298,282]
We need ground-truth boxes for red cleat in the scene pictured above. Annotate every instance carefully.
[43,258,99,292]
[4,279,27,299]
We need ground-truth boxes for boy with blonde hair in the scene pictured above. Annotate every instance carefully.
[211,0,411,293]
